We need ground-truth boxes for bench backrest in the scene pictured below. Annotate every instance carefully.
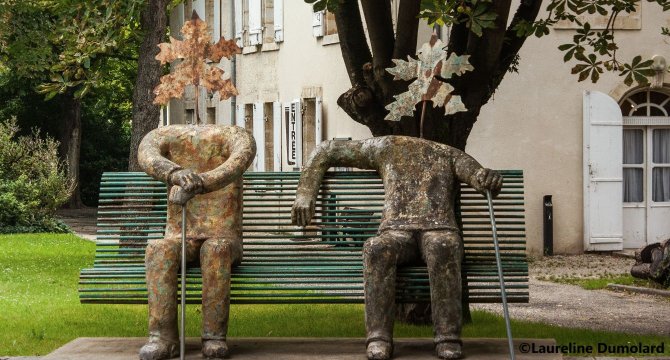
[85,170,528,304]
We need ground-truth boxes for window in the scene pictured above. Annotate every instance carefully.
[312,10,338,44]
[236,0,283,49]
[555,3,640,30]
[620,88,670,204]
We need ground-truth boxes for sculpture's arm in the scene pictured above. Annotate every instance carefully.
[451,148,503,197]
[292,140,376,226]
[198,126,256,193]
[137,127,183,184]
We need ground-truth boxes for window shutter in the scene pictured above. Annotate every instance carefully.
[252,102,265,171]
[273,101,282,171]
[292,99,303,168]
[274,0,284,42]
[235,103,245,128]
[312,10,324,37]
[234,0,243,46]
[583,90,624,251]
[248,0,262,46]
[315,97,322,146]
[192,0,206,18]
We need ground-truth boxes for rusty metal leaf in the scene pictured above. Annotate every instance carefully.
[384,33,473,122]
[153,11,240,109]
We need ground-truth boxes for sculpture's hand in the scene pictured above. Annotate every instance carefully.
[169,169,204,194]
[168,169,203,205]
[291,195,315,227]
[473,168,503,198]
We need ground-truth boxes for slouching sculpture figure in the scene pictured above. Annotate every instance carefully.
[137,124,256,360]
[292,136,502,360]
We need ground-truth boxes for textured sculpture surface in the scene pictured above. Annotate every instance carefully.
[292,136,502,360]
[137,124,255,360]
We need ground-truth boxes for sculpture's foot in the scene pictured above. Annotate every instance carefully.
[436,340,463,359]
[138,339,178,360]
[202,339,229,359]
[367,340,392,360]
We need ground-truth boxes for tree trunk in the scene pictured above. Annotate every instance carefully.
[128,0,169,171]
[59,90,83,208]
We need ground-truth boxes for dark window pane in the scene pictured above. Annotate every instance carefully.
[631,107,647,116]
[623,168,644,202]
[652,167,670,202]
[650,106,664,116]
[623,129,644,164]
[653,129,670,164]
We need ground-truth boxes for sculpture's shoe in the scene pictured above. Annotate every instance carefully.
[366,340,392,360]
[436,341,463,359]
[202,339,229,359]
[138,339,178,360]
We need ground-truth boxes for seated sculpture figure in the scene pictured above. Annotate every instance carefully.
[291,136,502,360]
[137,124,255,360]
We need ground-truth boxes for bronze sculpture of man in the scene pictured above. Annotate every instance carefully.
[292,136,502,360]
[137,124,255,360]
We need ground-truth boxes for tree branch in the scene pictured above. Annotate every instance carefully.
[393,0,420,60]
[447,20,469,56]
[360,0,394,87]
[334,0,372,87]
[491,0,543,88]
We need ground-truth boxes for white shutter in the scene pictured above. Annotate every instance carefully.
[252,103,265,171]
[234,0,243,46]
[213,0,221,41]
[273,101,282,171]
[236,103,245,128]
[248,0,262,45]
[192,0,206,19]
[583,90,624,251]
[312,10,324,37]
[292,99,303,168]
[315,97,322,146]
[274,0,284,42]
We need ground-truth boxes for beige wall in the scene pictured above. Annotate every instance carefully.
[172,0,670,254]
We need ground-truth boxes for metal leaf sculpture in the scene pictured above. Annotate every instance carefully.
[385,34,473,124]
[153,11,241,124]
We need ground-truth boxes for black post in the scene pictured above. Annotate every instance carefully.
[543,195,553,256]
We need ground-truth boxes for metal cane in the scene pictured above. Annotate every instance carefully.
[180,202,186,360]
[170,185,188,360]
[486,189,515,360]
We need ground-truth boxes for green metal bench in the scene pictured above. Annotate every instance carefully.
[79,170,528,305]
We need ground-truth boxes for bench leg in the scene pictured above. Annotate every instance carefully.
[420,230,463,359]
[363,230,415,359]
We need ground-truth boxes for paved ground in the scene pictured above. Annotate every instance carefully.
[42,337,560,360]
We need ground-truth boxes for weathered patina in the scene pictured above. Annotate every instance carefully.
[292,136,502,360]
[137,124,255,360]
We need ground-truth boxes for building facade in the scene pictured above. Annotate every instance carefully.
[166,0,670,255]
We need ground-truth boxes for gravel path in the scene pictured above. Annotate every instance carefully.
[473,254,670,336]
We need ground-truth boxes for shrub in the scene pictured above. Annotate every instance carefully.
[0,118,73,233]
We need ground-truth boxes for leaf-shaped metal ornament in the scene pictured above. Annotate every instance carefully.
[153,11,241,123]
[384,34,473,122]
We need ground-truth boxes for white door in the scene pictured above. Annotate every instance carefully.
[583,90,624,251]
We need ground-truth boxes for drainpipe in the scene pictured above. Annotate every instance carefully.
[230,0,237,125]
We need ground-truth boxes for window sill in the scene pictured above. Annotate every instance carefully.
[261,42,280,52]
[322,34,339,46]
[242,46,258,55]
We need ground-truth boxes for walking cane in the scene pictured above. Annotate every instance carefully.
[180,202,187,360]
[170,185,189,360]
[486,189,515,360]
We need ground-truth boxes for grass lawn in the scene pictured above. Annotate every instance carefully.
[1,234,669,356]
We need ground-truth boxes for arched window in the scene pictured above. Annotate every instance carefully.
[619,88,670,117]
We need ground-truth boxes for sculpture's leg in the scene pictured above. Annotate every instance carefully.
[199,237,241,359]
[141,236,198,360]
[420,230,464,360]
[363,230,416,360]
